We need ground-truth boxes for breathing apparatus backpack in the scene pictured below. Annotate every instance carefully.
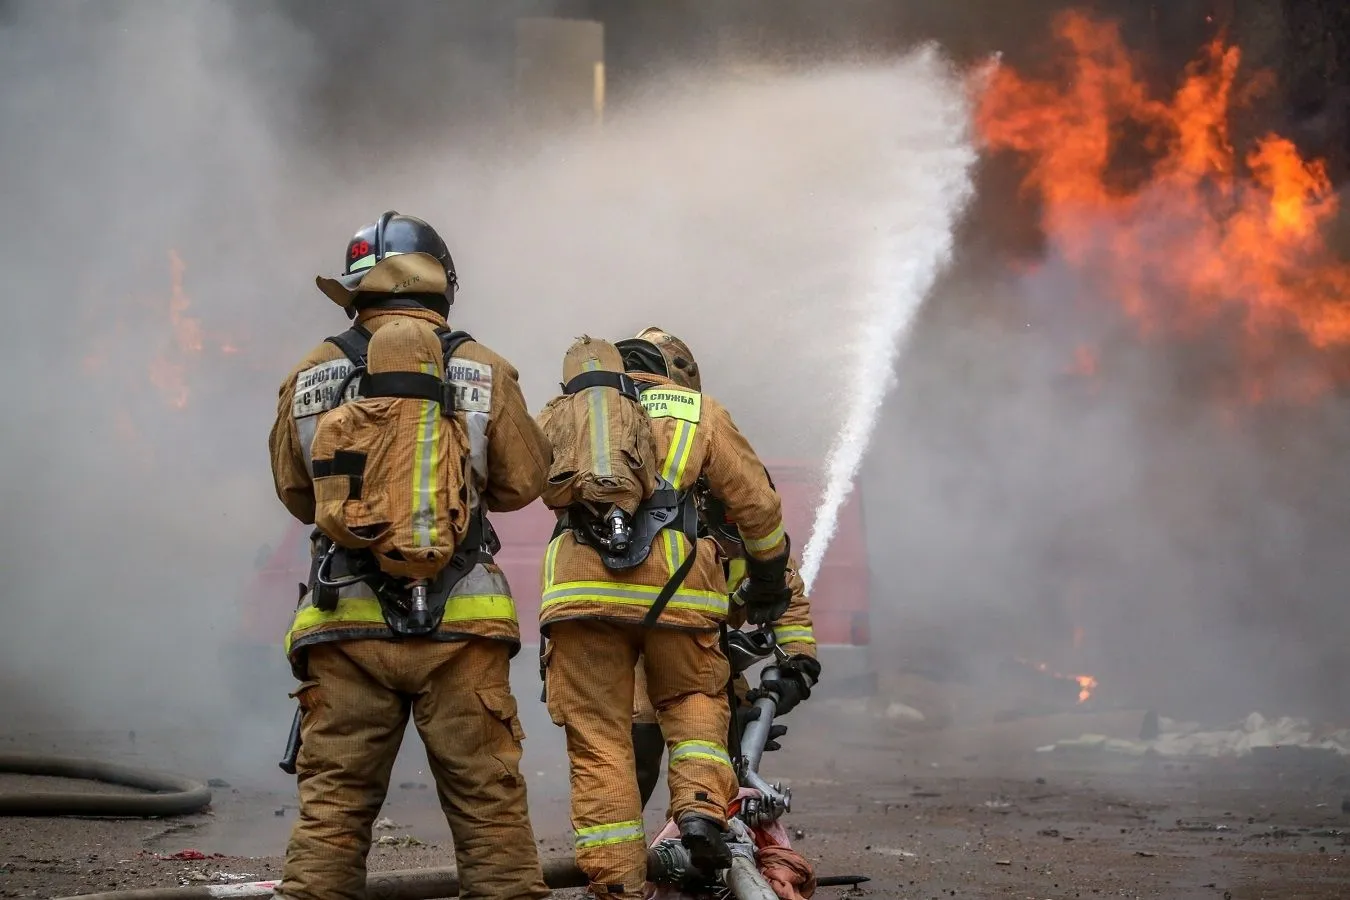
[306,318,493,637]
[537,336,699,626]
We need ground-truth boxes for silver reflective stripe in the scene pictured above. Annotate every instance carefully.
[464,409,489,509]
[450,561,511,599]
[574,819,645,849]
[582,359,611,478]
[297,414,320,477]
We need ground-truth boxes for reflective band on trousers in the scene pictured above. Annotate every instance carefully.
[574,819,645,850]
[669,740,734,770]
[773,626,815,645]
[743,521,785,554]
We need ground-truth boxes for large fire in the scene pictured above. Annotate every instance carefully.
[974,10,1350,401]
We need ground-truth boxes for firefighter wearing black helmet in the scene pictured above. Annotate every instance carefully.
[268,212,552,900]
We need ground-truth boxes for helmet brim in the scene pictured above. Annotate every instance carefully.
[316,253,449,310]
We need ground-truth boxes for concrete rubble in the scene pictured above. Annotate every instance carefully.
[1038,712,1350,758]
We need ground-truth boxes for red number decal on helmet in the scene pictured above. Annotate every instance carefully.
[350,240,370,259]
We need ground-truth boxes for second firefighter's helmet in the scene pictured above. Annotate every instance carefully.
[615,326,701,390]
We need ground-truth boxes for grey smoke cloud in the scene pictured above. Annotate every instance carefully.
[0,0,977,792]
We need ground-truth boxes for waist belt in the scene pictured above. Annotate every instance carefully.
[311,506,498,637]
[554,480,700,628]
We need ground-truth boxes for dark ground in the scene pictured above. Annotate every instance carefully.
[3,699,1348,900]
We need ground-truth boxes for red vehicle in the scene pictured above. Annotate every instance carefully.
[228,461,869,697]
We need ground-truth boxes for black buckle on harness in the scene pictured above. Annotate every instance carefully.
[562,370,641,402]
[358,371,457,413]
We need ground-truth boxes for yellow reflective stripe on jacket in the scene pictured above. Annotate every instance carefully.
[542,534,728,616]
[661,420,697,487]
[669,739,734,770]
[662,528,688,583]
[574,819,645,850]
[743,521,785,554]
[412,361,440,548]
[773,625,816,646]
[285,593,518,653]
[541,581,729,616]
[727,558,748,592]
[644,386,701,489]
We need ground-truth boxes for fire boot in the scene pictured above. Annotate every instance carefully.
[678,814,732,874]
[632,722,665,811]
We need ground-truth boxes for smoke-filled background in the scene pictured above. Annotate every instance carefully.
[0,0,977,781]
[3,0,1350,808]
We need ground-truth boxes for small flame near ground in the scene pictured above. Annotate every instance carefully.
[973,10,1350,403]
[1017,658,1100,704]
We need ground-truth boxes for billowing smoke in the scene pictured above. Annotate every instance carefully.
[0,0,975,796]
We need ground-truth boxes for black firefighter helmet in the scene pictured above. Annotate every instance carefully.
[316,211,459,318]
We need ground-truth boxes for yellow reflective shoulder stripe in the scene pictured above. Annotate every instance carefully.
[669,739,733,770]
[541,581,729,616]
[743,521,785,554]
[660,420,697,487]
[574,819,645,850]
[286,593,517,652]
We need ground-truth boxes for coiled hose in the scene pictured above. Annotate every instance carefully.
[0,753,212,818]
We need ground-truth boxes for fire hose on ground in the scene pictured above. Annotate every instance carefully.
[0,754,213,818]
[51,856,869,900]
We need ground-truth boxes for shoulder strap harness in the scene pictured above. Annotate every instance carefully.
[552,375,699,627]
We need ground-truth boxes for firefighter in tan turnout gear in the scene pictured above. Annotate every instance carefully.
[536,326,795,898]
[268,211,551,900]
[629,350,820,811]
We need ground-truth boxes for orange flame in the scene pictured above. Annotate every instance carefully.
[974,11,1350,400]
[1017,658,1099,704]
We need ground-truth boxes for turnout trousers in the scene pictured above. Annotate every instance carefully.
[281,637,548,900]
[545,620,737,899]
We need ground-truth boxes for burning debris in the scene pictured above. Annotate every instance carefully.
[974,10,1350,403]
[1014,658,1099,704]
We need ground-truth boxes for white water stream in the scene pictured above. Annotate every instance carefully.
[798,49,980,592]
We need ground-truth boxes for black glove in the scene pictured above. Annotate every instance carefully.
[735,542,793,625]
[750,656,821,718]
[734,705,788,751]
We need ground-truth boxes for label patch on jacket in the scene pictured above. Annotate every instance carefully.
[292,359,358,419]
[447,359,493,413]
[641,388,702,423]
